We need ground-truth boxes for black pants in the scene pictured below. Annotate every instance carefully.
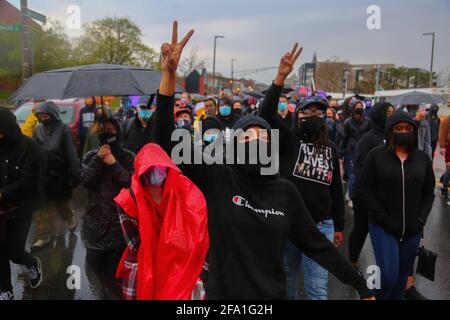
[348,197,369,264]
[0,211,36,292]
[86,248,123,299]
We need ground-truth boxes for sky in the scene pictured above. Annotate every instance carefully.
[8,0,450,84]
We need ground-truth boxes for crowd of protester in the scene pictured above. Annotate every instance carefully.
[0,21,444,301]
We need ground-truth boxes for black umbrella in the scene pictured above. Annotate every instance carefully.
[243,91,265,99]
[9,64,185,102]
[387,91,447,106]
[261,86,294,95]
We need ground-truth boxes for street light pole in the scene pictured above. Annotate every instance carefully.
[212,35,225,92]
[422,32,435,88]
[231,58,237,92]
[20,0,32,82]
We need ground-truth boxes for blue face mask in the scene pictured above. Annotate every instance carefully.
[204,133,219,143]
[123,100,132,110]
[176,119,192,130]
[139,110,153,120]
[142,166,167,187]
[278,102,288,112]
[219,106,232,117]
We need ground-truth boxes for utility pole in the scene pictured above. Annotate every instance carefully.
[212,35,225,92]
[422,32,435,88]
[20,0,32,82]
[375,64,381,93]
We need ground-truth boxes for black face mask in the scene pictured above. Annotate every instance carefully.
[0,135,7,149]
[95,114,107,123]
[98,133,120,154]
[298,116,324,137]
[354,108,364,116]
[40,118,53,126]
[236,141,271,177]
[393,132,415,148]
[234,109,242,117]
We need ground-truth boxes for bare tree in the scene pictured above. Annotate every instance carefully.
[179,46,209,76]
[437,67,450,87]
[315,57,349,93]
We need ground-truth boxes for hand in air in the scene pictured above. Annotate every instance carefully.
[160,21,194,74]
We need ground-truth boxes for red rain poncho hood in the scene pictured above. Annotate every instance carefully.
[114,143,208,300]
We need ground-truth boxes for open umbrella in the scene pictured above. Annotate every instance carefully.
[243,91,265,99]
[387,91,447,106]
[261,86,294,95]
[9,64,185,102]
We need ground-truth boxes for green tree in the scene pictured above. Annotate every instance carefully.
[33,20,77,72]
[76,17,157,67]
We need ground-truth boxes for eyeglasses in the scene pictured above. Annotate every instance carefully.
[299,109,325,118]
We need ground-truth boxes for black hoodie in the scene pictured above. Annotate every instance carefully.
[154,93,371,300]
[342,102,371,155]
[353,102,393,199]
[360,110,435,241]
[0,107,43,213]
[33,101,80,200]
[258,84,345,232]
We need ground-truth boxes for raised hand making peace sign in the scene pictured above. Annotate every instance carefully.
[274,43,303,86]
[161,21,194,74]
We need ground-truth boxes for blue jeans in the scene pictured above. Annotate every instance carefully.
[369,224,421,300]
[344,154,355,199]
[284,219,335,300]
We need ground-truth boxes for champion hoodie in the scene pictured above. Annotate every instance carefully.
[154,92,371,300]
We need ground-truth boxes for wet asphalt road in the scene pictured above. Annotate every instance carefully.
[10,154,450,300]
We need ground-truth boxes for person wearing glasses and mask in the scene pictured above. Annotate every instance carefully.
[151,21,374,300]
[260,89,346,300]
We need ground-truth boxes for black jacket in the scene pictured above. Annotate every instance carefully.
[360,110,435,240]
[277,112,295,130]
[81,119,135,251]
[343,115,371,156]
[259,84,345,231]
[427,104,440,144]
[0,108,43,214]
[33,102,80,201]
[123,116,155,155]
[353,102,392,199]
[154,93,370,300]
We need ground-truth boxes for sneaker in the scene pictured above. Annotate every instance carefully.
[0,291,14,300]
[405,286,428,300]
[30,238,51,252]
[67,211,78,232]
[25,257,43,289]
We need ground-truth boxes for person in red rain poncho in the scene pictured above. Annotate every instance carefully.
[114,143,209,300]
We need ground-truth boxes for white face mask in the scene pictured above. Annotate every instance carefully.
[142,166,167,187]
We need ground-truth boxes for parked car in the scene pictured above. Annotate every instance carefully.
[14,99,84,154]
